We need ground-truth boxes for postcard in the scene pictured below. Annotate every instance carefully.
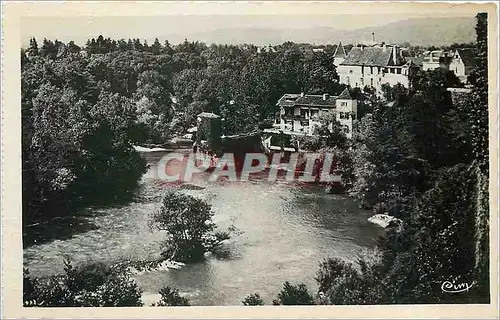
[1,1,498,319]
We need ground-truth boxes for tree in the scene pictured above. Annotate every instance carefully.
[150,191,230,262]
[464,12,488,170]
[152,287,190,306]
[28,37,39,56]
[67,41,81,54]
[219,98,260,135]
[40,38,58,59]
[315,257,385,305]
[151,38,162,55]
[272,282,315,305]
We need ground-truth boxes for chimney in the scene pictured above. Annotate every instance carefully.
[392,46,398,64]
[322,93,329,101]
[372,32,375,43]
[360,44,364,51]
[382,42,387,52]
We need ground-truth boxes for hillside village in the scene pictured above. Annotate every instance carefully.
[267,35,476,138]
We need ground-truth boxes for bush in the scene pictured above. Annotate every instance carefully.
[150,190,230,262]
[272,282,315,305]
[23,260,143,307]
[153,286,190,306]
[242,293,264,306]
[315,257,385,305]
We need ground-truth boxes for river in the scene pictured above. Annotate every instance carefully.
[23,149,385,306]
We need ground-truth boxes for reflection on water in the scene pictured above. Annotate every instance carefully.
[23,149,384,306]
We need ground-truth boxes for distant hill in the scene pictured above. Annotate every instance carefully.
[171,17,476,46]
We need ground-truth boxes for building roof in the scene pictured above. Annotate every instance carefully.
[197,112,220,118]
[337,88,352,100]
[333,42,347,58]
[340,46,395,67]
[276,90,353,108]
[456,48,476,67]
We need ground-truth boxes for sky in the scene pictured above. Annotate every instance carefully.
[21,12,477,47]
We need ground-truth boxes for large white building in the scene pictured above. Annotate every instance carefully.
[274,88,357,138]
[337,43,419,91]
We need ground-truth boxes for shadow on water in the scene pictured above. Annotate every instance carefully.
[23,214,99,248]
[23,191,140,248]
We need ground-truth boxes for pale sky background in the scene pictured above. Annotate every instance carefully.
[21,12,476,47]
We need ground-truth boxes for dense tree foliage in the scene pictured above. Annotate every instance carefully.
[152,287,190,306]
[272,282,315,305]
[23,261,143,307]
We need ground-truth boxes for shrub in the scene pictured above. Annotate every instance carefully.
[153,286,190,306]
[23,260,143,307]
[242,293,264,306]
[315,257,385,305]
[272,282,315,305]
[150,190,230,262]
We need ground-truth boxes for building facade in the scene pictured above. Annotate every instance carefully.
[449,48,476,82]
[337,43,418,91]
[275,88,357,138]
[422,50,452,71]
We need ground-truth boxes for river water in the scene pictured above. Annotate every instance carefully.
[23,149,384,306]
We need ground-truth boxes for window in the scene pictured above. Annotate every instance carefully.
[351,113,356,119]
[340,102,348,107]
[370,67,373,74]
[370,78,374,86]
[396,68,401,74]
[342,125,350,133]
[361,78,364,85]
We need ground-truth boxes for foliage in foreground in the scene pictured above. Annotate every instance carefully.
[242,293,265,306]
[23,261,143,307]
[152,286,190,306]
[272,282,315,305]
[150,190,231,262]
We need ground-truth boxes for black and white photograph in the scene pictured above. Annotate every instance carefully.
[1,1,499,318]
